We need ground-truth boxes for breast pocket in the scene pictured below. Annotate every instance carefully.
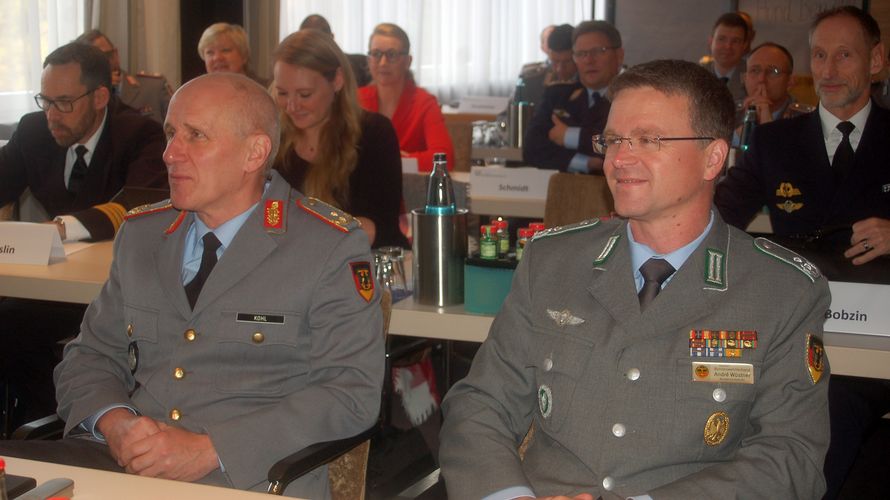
[529,326,594,433]
[673,358,758,461]
[214,310,304,395]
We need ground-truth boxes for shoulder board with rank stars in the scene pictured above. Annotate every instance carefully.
[531,218,599,243]
[754,237,821,282]
[297,197,360,233]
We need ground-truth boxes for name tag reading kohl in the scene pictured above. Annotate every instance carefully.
[236,313,285,324]
[692,362,755,384]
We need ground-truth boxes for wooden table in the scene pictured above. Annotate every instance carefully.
[3,241,889,380]
[0,456,277,500]
[0,242,111,303]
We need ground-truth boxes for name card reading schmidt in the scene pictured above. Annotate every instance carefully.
[469,166,556,200]
[0,222,65,265]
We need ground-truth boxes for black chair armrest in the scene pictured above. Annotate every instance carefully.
[266,425,378,495]
[12,414,64,440]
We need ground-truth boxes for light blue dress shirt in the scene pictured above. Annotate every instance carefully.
[629,211,715,293]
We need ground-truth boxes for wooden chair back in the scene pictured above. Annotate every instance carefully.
[543,173,613,228]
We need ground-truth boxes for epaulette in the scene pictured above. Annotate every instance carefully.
[297,197,360,233]
[136,71,164,79]
[520,61,546,78]
[531,218,599,242]
[124,200,173,220]
[753,237,821,283]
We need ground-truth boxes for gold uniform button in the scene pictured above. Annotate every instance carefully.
[173,367,185,379]
[184,329,197,342]
[127,324,133,337]
[252,332,265,344]
[169,408,181,421]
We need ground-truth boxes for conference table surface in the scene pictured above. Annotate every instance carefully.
[2,240,889,379]
[0,456,279,499]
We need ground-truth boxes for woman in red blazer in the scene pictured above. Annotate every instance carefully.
[357,23,454,172]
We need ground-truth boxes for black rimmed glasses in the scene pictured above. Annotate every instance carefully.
[573,46,617,59]
[745,65,788,79]
[34,89,96,113]
[592,134,715,155]
[368,49,408,62]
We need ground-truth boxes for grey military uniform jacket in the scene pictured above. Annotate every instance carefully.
[118,71,172,124]
[54,171,384,498]
[440,215,830,499]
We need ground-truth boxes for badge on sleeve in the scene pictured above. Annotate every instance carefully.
[349,261,374,302]
[806,333,825,384]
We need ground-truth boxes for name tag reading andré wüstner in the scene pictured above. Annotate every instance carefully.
[692,362,754,384]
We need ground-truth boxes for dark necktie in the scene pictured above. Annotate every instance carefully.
[590,91,601,108]
[68,145,88,193]
[185,232,222,309]
[832,121,855,183]
[638,258,676,311]
[719,76,729,85]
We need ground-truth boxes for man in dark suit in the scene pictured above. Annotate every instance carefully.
[702,13,749,102]
[522,21,622,173]
[715,7,889,499]
[0,73,383,498]
[0,42,167,240]
[0,42,167,433]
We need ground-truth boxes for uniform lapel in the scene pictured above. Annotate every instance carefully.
[190,175,288,314]
[155,212,192,319]
[586,221,641,327]
[644,216,732,331]
[587,217,734,339]
[77,109,114,203]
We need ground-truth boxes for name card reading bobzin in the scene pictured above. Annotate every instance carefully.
[0,222,65,265]
[825,281,890,337]
[469,166,557,200]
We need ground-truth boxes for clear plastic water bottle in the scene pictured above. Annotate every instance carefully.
[425,152,456,215]
[739,105,757,151]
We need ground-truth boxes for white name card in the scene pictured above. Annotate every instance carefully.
[469,166,556,200]
[825,281,890,337]
[0,221,65,265]
[457,96,510,115]
[401,157,419,174]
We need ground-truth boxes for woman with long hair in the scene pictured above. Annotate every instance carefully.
[271,29,407,248]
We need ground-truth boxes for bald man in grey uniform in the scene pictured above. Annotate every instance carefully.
[0,73,383,499]
[440,60,830,499]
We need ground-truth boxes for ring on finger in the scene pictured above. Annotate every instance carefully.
[863,239,873,251]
